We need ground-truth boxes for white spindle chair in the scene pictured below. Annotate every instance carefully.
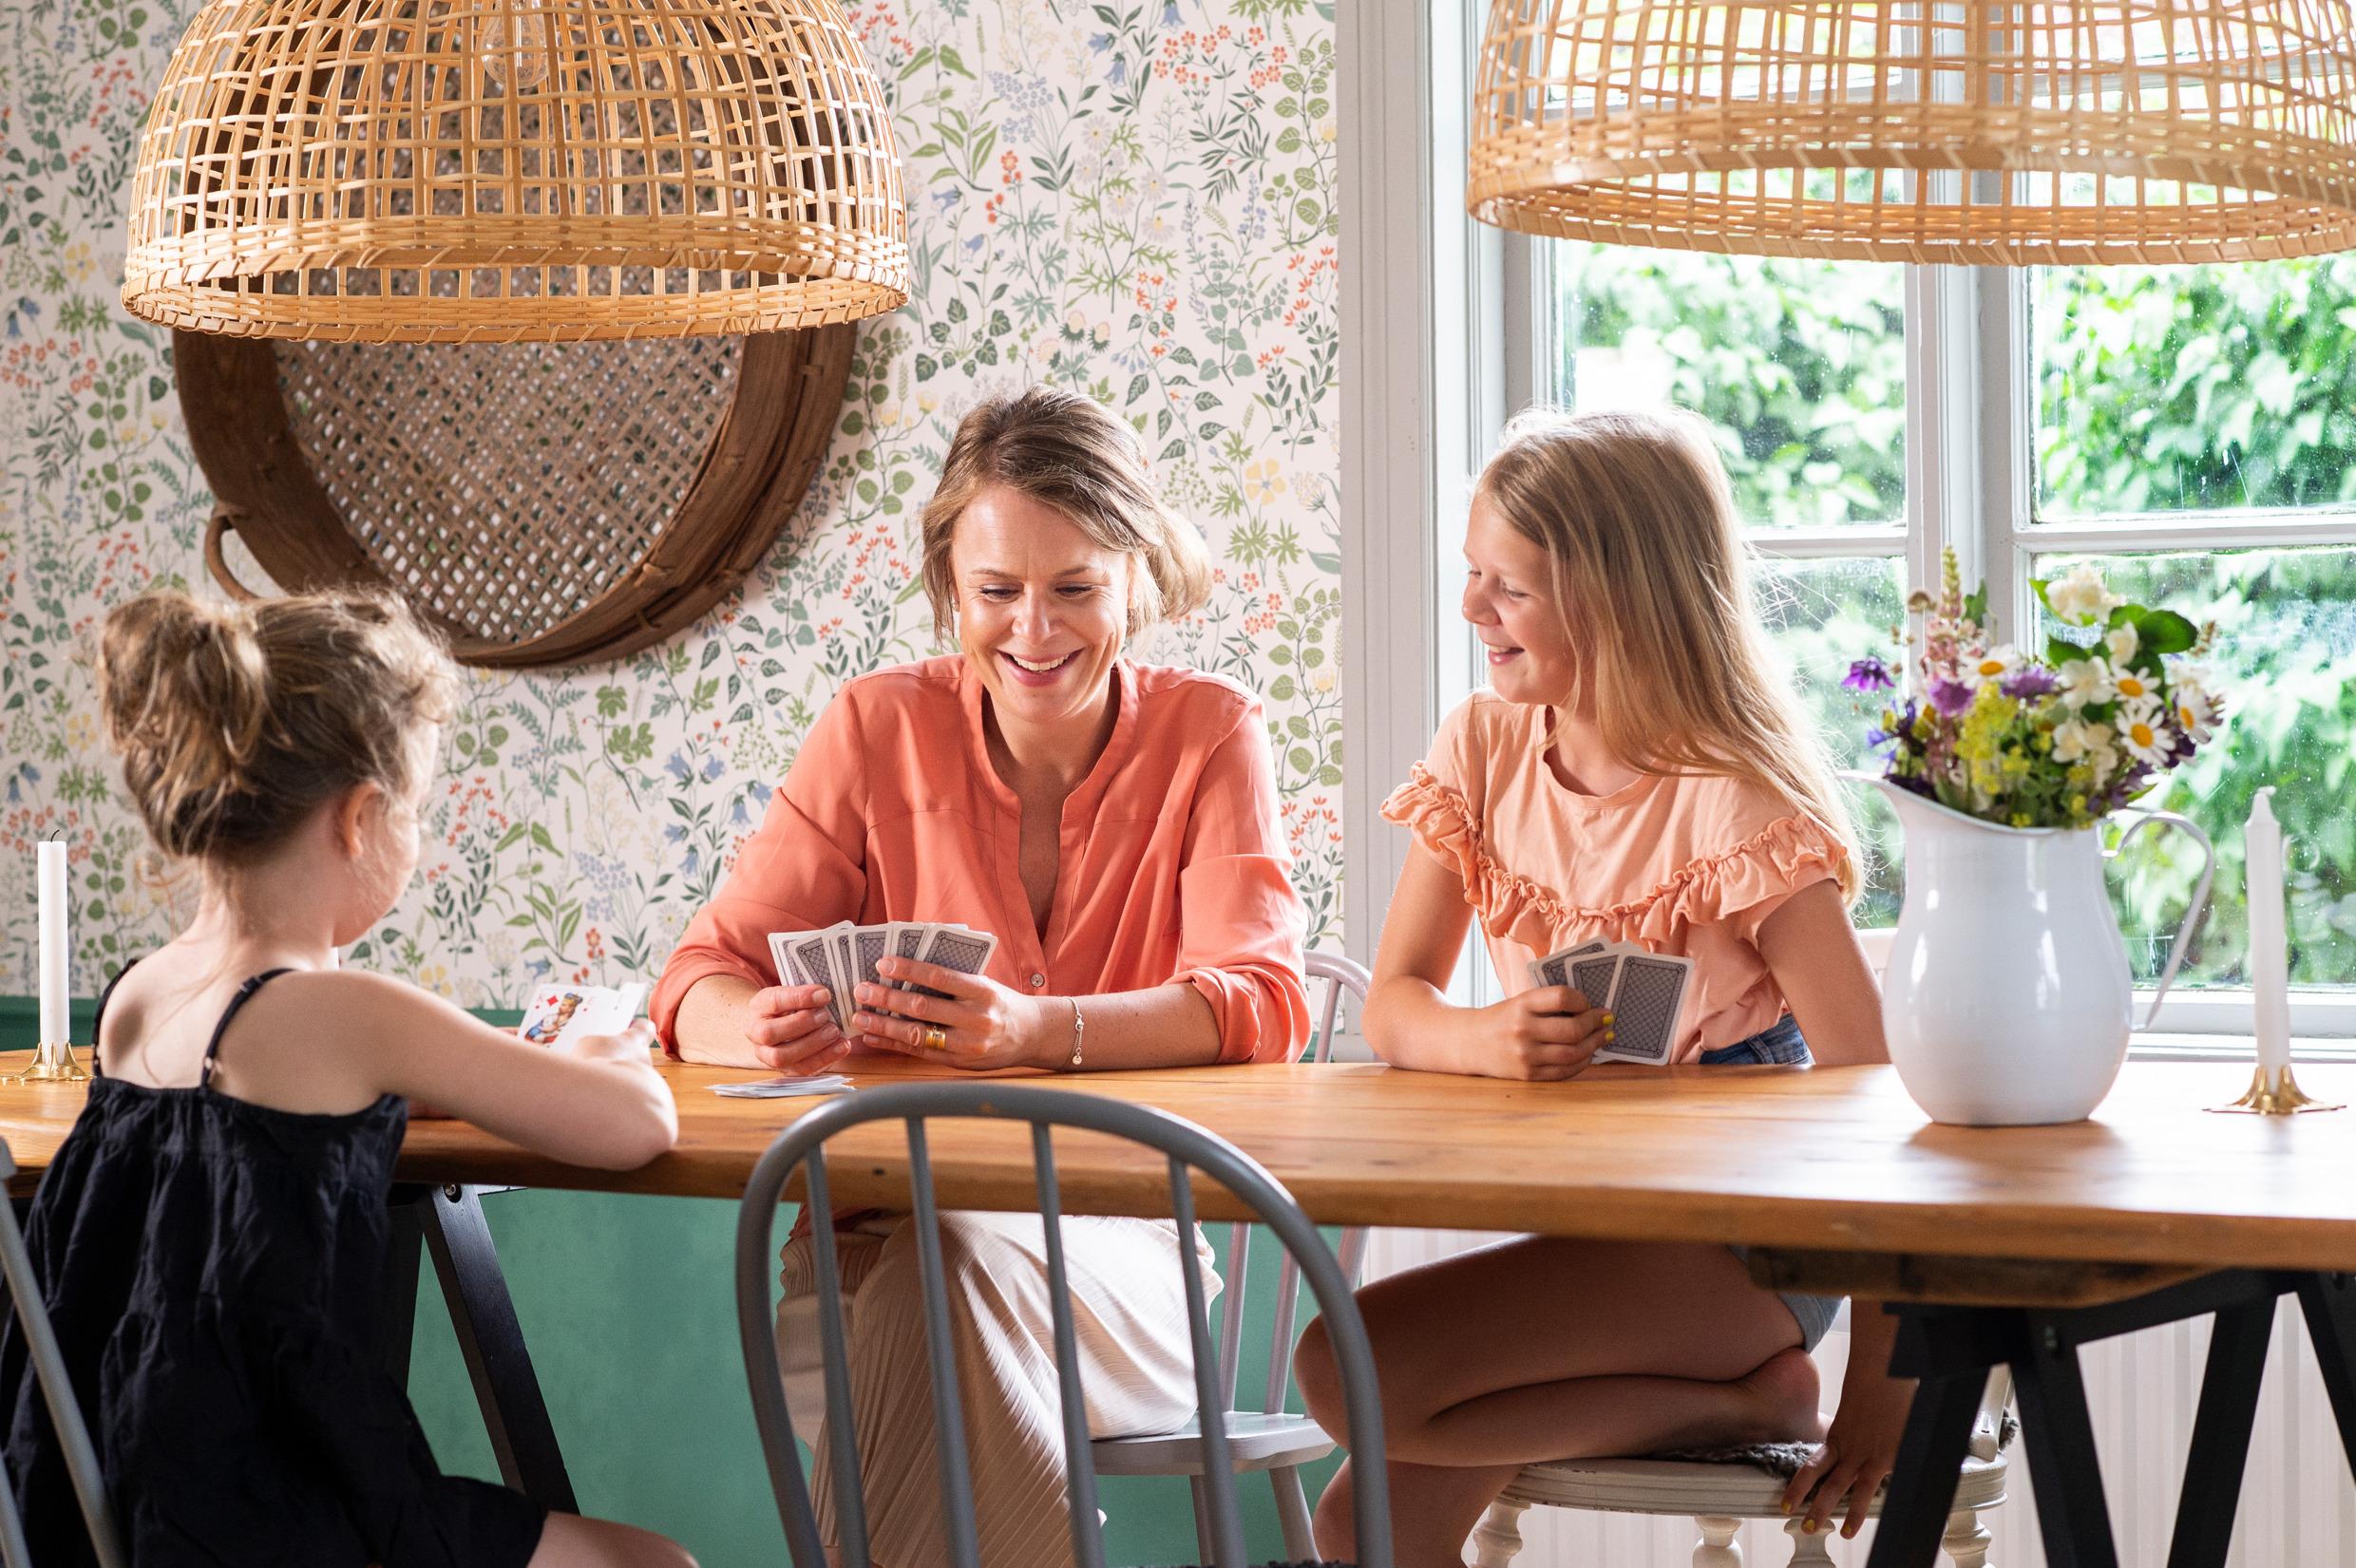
[1470,1366,2012,1567]
[1090,950,1372,1563]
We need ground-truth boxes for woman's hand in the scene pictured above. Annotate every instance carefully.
[851,959,1052,1071]
[1781,1362,1914,1539]
[1462,985,1615,1080]
[742,983,851,1076]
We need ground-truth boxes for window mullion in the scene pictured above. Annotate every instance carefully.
[1903,264,1997,629]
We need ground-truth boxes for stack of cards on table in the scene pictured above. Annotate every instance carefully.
[1528,940,1693,1067]
[517,982,646,1051]
[712,1074,853,1100]
[766,921,1000,1035]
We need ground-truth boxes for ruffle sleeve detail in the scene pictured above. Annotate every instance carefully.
[1381,765,1847,953]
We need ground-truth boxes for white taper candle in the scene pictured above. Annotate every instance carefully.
[37,841,68,1045]
[2245,789,2290,1081]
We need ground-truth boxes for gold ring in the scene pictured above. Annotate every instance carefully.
[921,1026,948,1051]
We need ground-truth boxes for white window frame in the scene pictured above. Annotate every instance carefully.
[1340,0,2356,1043]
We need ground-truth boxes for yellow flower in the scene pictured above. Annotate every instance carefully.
[1243,458,1287,505]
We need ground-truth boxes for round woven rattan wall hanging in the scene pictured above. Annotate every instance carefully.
[176,325,851,667]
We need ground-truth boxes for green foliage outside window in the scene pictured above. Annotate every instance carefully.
[1552,248,2356,991]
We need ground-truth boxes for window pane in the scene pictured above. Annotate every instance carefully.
[2031,548,2356,990]
[1545,244,1906,530]
[2033,259,2356,519]
[1758,555,1906,926]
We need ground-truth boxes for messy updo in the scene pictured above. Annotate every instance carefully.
[920,386,1213,641]
[98,590,458,863]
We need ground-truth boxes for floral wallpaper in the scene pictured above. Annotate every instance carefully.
[0,0,1342,1006]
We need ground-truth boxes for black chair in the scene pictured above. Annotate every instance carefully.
[0,1142,127,1568]
[734,1082,1394,1568]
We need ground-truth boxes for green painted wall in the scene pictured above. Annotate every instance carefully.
[3,998,1337,1567]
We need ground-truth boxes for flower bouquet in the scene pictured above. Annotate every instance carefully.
[1843,551,2225,1124]
[1843,551,2224,830]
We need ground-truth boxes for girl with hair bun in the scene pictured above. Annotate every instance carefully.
[0,590,694,1568]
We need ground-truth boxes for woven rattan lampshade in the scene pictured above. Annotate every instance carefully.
[1469,0,2356,265]
[124,0,907,341]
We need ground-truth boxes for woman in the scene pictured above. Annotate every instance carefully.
[650,385,1310,1566]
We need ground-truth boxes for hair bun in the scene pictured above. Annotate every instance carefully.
[98,591,271,859]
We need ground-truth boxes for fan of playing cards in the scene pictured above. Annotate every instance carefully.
[1530,940,1694,1067]
[768,921,1000,1037]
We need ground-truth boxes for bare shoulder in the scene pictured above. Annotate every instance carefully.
[226,969,484,1073]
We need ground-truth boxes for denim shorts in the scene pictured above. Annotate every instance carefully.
[1703,1015,1842,1351]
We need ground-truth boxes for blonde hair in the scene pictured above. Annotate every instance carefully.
[920,386,1213,641]
[1477,408,1862,901]
[98,589,458,864]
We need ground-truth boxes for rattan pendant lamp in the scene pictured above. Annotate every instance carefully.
[1468,0,2356,264]
[124,0,907,341]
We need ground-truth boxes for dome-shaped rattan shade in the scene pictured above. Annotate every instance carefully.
[124,0,907,341]
[1469,0,2356,265]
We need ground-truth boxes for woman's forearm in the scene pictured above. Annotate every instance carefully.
[672,973,766,1068]
[1037,982,1222,1071]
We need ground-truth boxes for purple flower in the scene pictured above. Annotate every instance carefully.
[1928,677,1976,717]
[1842,656,1896,693]
[2001,666,2060,700]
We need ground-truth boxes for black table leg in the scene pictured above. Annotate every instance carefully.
[2013,1317,2118,1568]
[1861,1351,1984,1567]
[2165,1296,2274,1568]
[389,1183,578,1514]
[2300,1272,2356,1480]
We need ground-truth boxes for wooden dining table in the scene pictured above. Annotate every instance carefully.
[4,1053,2351,1568]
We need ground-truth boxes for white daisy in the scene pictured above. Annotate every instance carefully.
[2056,656,2116,709]
[2109,665,2158,705]
[2046,564,2126,626]
[2172,682,2220,744]
[1968,644,2022,683]
[2116,699,2173,765]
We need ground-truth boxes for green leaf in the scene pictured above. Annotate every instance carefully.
[2131,607,2198,656]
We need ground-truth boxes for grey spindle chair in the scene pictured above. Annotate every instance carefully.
[1092,951,1372,1561]
[0,1143,128,1568]
[735,1080,1393,1568]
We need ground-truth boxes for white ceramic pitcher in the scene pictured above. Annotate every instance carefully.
[1850,775,2216,1125]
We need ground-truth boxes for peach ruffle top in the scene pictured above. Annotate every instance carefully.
[1380,692,1848,1063]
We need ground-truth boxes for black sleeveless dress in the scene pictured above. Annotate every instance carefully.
[0,967,547,1567]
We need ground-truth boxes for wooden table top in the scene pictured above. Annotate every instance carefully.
[4,1056,2352,1276]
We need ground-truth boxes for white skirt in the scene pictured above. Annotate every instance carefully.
[777,1212,1220,1568]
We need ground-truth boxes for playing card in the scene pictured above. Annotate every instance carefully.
[768,932,808,989]
[852,925,891,1000]
[711,1073,853,1100]
[783,931,841,1025]
[919,923,998,982]
[1592,952,1692,1066]
[518,981,646,1051]
[824,922,861,1031]
[1527,939,1608,992]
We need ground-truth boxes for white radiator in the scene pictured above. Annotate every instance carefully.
[1359,1229,2356,1566]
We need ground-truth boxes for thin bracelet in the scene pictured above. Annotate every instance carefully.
[1068,997,1085,1068]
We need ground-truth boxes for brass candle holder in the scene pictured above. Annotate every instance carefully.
[2212,1064,2342,1115]
[3,1040,89,1085]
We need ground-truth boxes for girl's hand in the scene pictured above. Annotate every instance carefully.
[1466,986,1615,1080]
[564,1019,660,1067]
[1781,1364,1915,1539]
[851,959,1051,1071]
[743,983,851,1076]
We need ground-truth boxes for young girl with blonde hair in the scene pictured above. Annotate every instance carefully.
[1296,409,1910,1562]
[0,590,693,1568]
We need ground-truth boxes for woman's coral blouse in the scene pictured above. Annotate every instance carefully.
[1381,692,1849,1062]
[651,656,1310,1064]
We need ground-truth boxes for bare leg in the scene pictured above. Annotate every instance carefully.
[528,1512,699,1568]
[1296,1237,1822,1568]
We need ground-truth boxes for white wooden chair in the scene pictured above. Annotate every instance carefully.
[1469,1368,2012,1567]
[1090,951,1372,1563]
